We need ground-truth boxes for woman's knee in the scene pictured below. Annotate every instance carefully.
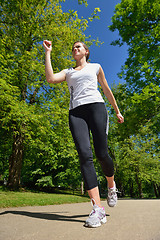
[96,151,110,163]
[96,152,114,176]
[79,146,93,164]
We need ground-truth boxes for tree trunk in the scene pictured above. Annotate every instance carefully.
[130,180,134,198]
[157,184,160,197]
[153,183,159,198]
[7,130,23,190]
[138,180,143,198]
[81,181,84,195]
[135,173,143,198]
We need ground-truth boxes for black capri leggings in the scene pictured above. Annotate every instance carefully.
[69,102,114,190]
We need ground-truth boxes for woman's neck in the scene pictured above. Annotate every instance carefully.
[75,58,87,68]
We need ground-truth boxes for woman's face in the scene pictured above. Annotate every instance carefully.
[72,42,88,60]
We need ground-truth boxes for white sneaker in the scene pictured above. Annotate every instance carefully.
[84,199,107,228]
[107,182,118,207]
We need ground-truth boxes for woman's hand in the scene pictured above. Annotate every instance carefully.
[43,40,52,52]
[116,113,124,123]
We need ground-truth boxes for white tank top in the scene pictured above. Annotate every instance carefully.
[64,63,104,110]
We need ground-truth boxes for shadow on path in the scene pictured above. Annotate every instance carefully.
[0,210,110,223]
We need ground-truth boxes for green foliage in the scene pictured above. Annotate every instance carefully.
[0,0,100,189]
[78,0,88,7]
[108,0,160,197]
[88,8,101,22]
[36,176,54,188]
[109,0,160,90]
[106,83,160,198]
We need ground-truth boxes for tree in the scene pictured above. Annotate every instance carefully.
[104,83,160,198]
[0,0,100,189]
[109,0,160,91]
[110,83,160,138]
[107,0,160,197]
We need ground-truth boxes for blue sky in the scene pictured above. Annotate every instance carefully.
[61,0,128,86]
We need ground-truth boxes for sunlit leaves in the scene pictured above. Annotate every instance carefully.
[107,83,160,197]
[109,0,160,90]
[0,0,98,188]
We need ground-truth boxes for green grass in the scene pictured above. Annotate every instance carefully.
[0,187,90,208]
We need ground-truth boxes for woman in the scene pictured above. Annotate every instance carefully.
[43,40,124,228]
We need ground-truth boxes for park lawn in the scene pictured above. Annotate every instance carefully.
[0,188,90,208]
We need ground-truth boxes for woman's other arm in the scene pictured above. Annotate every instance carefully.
[98,66,124,123]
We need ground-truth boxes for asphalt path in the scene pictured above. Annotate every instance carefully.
[0,199,160,240]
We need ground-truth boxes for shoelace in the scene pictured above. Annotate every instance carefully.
[89,208,96,216]
[108,188,121,198]
[89,206,105,220]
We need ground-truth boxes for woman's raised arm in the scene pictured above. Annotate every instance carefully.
[43,40,66,84]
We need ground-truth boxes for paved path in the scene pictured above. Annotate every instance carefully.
[0,199,160,240]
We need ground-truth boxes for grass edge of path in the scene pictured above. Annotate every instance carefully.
[0,187,91,208]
